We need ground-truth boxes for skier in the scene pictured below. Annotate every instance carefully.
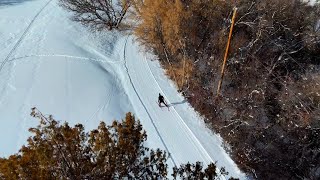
[158,93,168,107]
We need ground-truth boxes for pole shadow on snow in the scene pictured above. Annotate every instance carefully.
[169,99,187,107]
[0,0,34,7]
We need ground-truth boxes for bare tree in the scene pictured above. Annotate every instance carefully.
[59,0,131,30]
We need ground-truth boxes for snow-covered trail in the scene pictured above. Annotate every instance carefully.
[0,0,245,178]
[122,36,244,178]
[0,0,53,73]
[124,37,213,166]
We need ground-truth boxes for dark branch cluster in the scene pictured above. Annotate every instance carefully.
[59,0,131,30]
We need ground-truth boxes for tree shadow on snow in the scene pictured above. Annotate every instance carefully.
[0,0,34,7]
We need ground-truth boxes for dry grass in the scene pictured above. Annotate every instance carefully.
[164,59,193,90]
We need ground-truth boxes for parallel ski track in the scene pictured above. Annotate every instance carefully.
[144,53,226,179]
[144,57,215,163]
[7,54,123,64]
[123,36,177,167]
[125,37,226,179]
[0,0,53,74]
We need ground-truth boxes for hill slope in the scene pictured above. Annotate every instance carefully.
[0,0,244,178]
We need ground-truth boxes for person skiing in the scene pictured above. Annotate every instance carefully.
[158,93,168,107]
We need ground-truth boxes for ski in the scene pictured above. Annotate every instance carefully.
[156,101,170,111]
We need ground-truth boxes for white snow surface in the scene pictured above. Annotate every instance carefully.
[0,0,245,179]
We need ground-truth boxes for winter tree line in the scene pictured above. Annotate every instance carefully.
[127,1,320,179]
[1,0,319,179]
[0,108,236,179]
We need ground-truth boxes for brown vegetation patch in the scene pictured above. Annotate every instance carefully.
[132,0,320,179]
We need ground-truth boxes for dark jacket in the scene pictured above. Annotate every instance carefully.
[158,94,164,103]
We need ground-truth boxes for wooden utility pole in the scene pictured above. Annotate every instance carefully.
[216,7,237,97]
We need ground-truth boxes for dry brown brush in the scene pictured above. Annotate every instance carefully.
[132,0,320,179]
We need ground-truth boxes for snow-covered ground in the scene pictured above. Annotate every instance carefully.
[0,0,245,178]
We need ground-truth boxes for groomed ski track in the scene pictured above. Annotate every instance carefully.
[124,36,214,167]
[121,35,244,178]
[0,0,245,179]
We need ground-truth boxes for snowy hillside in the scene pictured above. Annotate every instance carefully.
[0,0,245,178]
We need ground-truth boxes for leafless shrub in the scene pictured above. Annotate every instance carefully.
[59,0,131,30]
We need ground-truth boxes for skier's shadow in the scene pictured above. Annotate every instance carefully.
[169,99,187,107]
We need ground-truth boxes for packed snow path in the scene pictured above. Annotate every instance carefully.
[0,0,245,178]
[124,36,219,167]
